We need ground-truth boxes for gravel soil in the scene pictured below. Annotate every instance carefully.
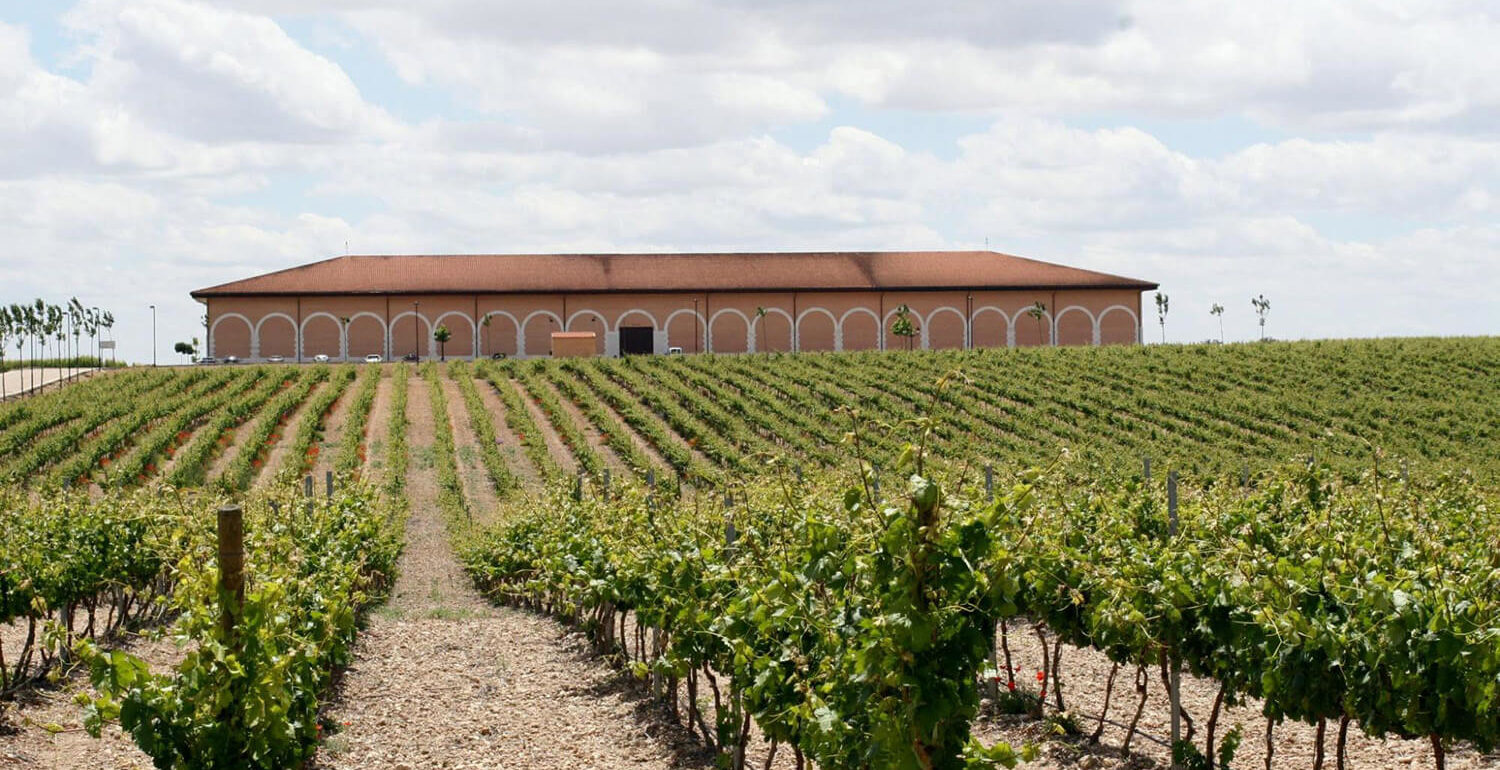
[509,379,578,475]
[970,623,1500,770]
[313,375,697,770]
[0,633,180,769]
[471,375,541,491]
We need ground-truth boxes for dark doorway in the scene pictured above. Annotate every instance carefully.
[619,326,654,356]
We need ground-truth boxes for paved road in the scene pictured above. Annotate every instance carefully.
[0,367,97,399]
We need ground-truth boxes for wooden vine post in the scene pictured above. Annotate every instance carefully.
[217,504,245,640]
[1167,470,1182,769]
[326,470,334,498]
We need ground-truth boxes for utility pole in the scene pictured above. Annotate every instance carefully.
[149,304,156,367]
[412,301,420,360]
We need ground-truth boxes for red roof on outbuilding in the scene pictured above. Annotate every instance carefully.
[191,251,1156,297]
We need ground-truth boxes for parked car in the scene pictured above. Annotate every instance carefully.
[363,353,383,363]
[490,352,508,360]
[401,353,419,362]
[266,354,284,363]
[667,346,684,355]
[196,356,218,365]
[313,353,330,363]
[224,355,240,364]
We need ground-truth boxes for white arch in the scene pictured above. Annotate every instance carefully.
[344,311,389,359]
[429,311,476,359]
[1010,307,1053,347]
[1053,305,1097,347]
[794,307,838,352]
[209,313,253,359]
[478,311,521,358]
[614,308,659,330]
[519,310,563,358]
[923,306,968,350]
[567,309,609,331]
[299,311,345,359]
[253,312,298,359]
[1096,304,1141,345]
[389,311,433,359]
[707,308,752,353]
[565,310,609,355]
[970,306,1011,349]
[743,307,792,353]
[838,307,881,352]
[663,309,707,353]
[881,307,921,352]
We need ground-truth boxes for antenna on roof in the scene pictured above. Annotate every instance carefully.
[344,240,349,255]
[984,236,989,248]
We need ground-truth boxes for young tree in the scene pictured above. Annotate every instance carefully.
[174,340,198,363]
[754,306,767,352]
[891,304,917,350]
[1210,303,1225,344]
[68,298,84,379]
[1154,292,1170,343]
[480,314,492,357]
[433,324,452,361]
[1026,301,1048,346]
[10,304,26,392]
[1251,294,1271,340]
[0,306,10,400]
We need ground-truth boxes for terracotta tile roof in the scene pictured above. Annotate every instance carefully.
[191,251,1156,297]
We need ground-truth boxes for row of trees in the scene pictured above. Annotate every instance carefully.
[1157,292,1271,343]
[0,299,115,399]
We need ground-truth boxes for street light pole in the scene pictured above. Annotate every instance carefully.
[412,301,420,360]
[149,304,156,367]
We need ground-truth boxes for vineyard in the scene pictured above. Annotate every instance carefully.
[0,337,1498,769]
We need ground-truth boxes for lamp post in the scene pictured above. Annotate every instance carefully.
[966,293,973,350]
[412,301,420,360]
[692,298,700,353]
[149,304,156,367]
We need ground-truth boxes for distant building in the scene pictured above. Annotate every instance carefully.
[191,251,1157,361]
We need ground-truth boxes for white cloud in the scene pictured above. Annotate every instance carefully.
[0,1,1497,364]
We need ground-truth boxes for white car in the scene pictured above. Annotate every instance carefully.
[313,353,330,363]
[266,354,285,363]
[363,354,383,363]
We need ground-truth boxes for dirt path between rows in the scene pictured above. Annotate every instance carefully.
[254,381,329,487]
[312,375,696,770]
[361,372,393,480]
[510,378,579,476]
[0,632,177,768]
[439,376,501,523]
[543,378,631,478]
[312,378,359,481]
[969,625,1500,770]
[472,374,542,491]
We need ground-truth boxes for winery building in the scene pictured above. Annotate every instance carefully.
[191,251,1157,361]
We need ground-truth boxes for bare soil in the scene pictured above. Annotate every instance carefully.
[312,379,358,480]
[361,371,394,479]
[969,623,1500,770]
[0,633,180,769]
[472,374,542,491]
[312,375,698,770]
[542,377,630,477]
[255,381,328,487]
[438,375,501,522]
[509,378,578,475]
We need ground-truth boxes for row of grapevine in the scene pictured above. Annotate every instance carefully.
[80,482,403,768]
[462,404,1500,769]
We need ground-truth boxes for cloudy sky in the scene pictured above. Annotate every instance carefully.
[1,0,1496,362]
